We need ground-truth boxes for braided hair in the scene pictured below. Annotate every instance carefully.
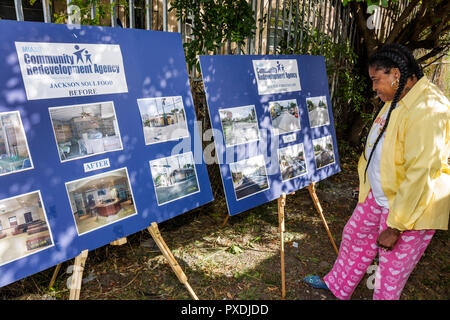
[363,44,424,183]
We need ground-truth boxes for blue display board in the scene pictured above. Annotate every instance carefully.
[199,55,340,216]
[0,20,213,287]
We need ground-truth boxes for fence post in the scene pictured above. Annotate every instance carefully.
[14,0,24,21]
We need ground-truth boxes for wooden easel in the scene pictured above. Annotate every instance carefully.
[49,225,198,300]
[278,192,288,300]
[221,182,339,299]
[49,237,128,298]
[147,222,198,300]
[306,182,339,255]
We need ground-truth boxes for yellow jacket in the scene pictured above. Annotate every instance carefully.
[357,76,450,231]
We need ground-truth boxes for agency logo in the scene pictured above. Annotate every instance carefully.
[73,45,93,64]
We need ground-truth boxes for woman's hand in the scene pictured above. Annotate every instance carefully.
[376,227,401,251]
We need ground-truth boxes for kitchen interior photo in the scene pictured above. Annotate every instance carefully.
[49,102,122,162]
[66,168,137,235]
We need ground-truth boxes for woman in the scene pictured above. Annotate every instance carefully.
[304,44,449,300]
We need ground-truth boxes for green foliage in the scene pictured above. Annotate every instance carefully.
[52,0,129,26]
[169,0,257,72]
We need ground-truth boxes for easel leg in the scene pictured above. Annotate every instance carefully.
[69,249,89,300]
[147,222,199,300]
[221,214,230,227]
[278,193,286,300]
[307,183,339,255]
[49,263,62,289]
[110,237,127,246]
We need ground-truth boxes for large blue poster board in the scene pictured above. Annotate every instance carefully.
[0,20,213,287]
[199,55,340,216]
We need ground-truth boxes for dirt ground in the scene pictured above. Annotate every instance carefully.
[1,157,448,300]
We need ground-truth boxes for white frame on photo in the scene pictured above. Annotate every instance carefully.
[229,154,270,201]
[268,98,302,136]
[48,101,124,163]
[0,190,54,267]
[306,96,330,128]
[136,96,190,146]
[65,167,138,236]
[218,105,261,148]
[277,143,308,182]
[149,151,201,206]
[0,111,34,177]
[312,135,336,170]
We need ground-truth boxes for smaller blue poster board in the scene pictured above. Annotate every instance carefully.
[0,20,213,287]
[199,55,340,216]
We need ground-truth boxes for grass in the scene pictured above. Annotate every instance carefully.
[0,156,448,301]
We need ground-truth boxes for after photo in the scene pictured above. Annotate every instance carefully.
[229,155,269,200]
[219,105,260,147]
[49,102,123,162]
[66,168,137,235]
[306,96,330,128]
[278,143,307,181]
[0,191,53,266]
[137,96,189,145]
[312,135,335,169]
[150,152,200,205]
[269,99,301,135]
[0,111,33,176]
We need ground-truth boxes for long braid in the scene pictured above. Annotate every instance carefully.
[363,48,411,183]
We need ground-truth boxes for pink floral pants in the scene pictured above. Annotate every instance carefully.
[323,191,435,300]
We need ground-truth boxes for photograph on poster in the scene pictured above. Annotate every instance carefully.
[219,105,260,147]
[229,155,269,200]
[49,102,123,162]
[66,168,137,235]
[0,191,53,267]
[150,152,200,205]
[312,135,335,169]
[306,96,330,128]
[269,99,301,136]
[278,143,307,181]
[0,111,33,176]
[137,96,189,145]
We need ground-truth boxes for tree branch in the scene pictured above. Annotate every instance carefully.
[386,0,421,44]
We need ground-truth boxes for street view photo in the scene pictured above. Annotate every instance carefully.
[0,191,53,267]
[137,96,189,145]
[150,152,200,205]
[312,135,335,169]
[306,96,330,128]
[269,99,301,135]
[229,155,269,200]
[219,105,260,147]
[0,111,33,176]
[278,143,307,181]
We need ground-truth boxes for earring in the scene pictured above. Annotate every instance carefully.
[391,79,399,90]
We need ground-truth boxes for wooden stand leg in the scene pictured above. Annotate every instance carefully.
[307,183,339,255]
[221,214,230,227]
[147,222,199,300]
[69,249,89,300]
[49,263,62,289]
[278,193,287,300]
[110,237,127,246]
